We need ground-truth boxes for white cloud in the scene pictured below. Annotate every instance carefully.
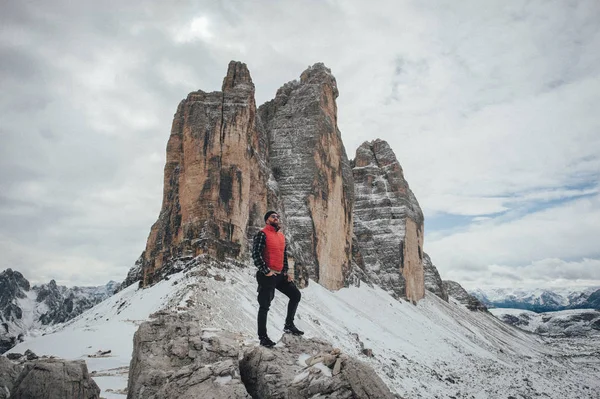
[173,16,213,43]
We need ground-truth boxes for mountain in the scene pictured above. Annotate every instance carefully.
[471,287,600,312]
[6,262,600,398]
[0,268,117,354]
[129,61,431,303]
[490,308,600,337]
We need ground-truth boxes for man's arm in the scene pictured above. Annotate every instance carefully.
[283,244,289,275]
[252,231,270,275]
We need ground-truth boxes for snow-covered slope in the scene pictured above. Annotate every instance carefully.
[471,287,600,312]
[7,260,600,399]
[491,308,600,337]
[0,268,118,353]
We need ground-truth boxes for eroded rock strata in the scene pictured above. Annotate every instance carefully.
[140,61,270,286]
[259,63,354,290]
[352,139,425,301]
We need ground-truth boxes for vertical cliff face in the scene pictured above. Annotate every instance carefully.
[258,63,354,290]
[352,139,425,301]
[141,61,270,286]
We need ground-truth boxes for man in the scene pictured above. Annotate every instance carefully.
[252,210,304,348]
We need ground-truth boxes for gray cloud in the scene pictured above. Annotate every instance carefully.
[1,0,598,289]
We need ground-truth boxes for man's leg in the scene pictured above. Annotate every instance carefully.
[256,272,277,341]
[276,278,303,334]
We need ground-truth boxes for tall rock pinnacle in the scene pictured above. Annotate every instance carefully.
[259,63,354,290]
[140,61,269,286]
[352,139,425,302]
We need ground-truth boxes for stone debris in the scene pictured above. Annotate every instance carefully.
[240,333,395,399]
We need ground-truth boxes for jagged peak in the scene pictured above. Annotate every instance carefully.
[221,60,254,92]
[300,62,339,98]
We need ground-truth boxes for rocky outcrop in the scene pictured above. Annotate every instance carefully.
[0,269,29,353]
[0,356,21,399]
[443,281,487,311]
[127,311,250,399]
[240,334,396,399]
[10,358,100,399]
[128,311,395,399]
[140,61,270,287]
[423,253,448,301]
[259,63,354,290]
[352,140,425,301]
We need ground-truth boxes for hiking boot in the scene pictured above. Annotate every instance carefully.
[283,323,304,336]
[259,336,276,348]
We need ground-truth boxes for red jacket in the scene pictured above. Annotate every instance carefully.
[261,225,286,272]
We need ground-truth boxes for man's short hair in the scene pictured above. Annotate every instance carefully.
[264,210,278,222]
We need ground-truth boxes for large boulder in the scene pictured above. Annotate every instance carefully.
[240,334,396,399]
[259,63,355,290]
[352,139,424,302]
[10,358,100,399]
[127,312,250,399]
[0,356,21,399]
[140,61,270,286]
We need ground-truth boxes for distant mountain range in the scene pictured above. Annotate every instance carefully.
[0,268,117,353]
[470,287,600,313]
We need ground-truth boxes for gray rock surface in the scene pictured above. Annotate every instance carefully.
[443,280,487,311]
[0,356,21,399]
[10,358,100,399]
[240,334,396,399]
[423,253,448,301]
[127,311,250,399]
[352,140,424,301]
[259,63,354,291]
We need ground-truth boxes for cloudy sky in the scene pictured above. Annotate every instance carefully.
[1,0,599,290]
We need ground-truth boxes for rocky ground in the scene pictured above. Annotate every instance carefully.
[5,260,600,398]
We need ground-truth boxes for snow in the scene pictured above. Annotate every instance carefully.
[7,263,600,399]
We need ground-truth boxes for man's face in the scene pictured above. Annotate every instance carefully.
[267,213,280,228]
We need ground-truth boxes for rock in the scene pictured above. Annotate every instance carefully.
[352,139,425,302]
[0,269,30,354]
[127,312,249,398]
[10,358,100,399]
[423,253,448,301]
[24,349,38,360]
[361,348,374,357]
[240,334,395,399]
[259,63,354,290]
[0,356,21,399]
[6,352,22,360]
[443,281,487,311]
[139,61,270,287]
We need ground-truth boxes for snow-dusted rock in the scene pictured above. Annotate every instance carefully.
[240,334,396,399]
[127,311,250,399]
[259,63,354,290]
[443,280,487,311]
[491,308,600,337]
[10,358,100,399]
[352,139,424,302]
[423,253,448,301]
[0,268,117,354]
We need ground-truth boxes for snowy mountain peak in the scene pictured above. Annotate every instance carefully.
[471,286,600,312]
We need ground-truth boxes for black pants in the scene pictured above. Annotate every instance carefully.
[256,271,301,337]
